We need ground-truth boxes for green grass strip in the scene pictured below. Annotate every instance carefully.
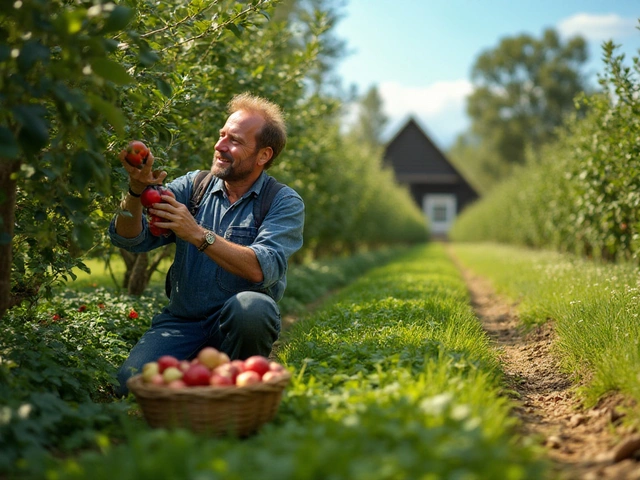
[44,243,546,479]
[451,242,640,407]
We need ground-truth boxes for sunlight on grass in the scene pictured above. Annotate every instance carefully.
[451,242,640,408]
[65,257,172,291]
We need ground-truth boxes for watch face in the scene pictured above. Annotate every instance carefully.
[205,231,215,244]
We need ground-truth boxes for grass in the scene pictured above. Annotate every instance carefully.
[62,256,172,291]
[37,243,547,479]
[451,242,640,408]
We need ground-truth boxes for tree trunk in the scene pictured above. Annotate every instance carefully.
[126,251,149,296]
[119,245,173,296]
[0,159,20,320]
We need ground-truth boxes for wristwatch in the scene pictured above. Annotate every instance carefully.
[198,230,216,252]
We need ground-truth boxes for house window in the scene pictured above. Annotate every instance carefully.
[433,205,448,222]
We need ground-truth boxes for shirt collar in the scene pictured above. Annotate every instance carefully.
[210,171,268,199]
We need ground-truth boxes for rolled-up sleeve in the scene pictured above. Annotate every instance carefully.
[250,189,304,289]
[108,172,196,253]
[108,215,168,252]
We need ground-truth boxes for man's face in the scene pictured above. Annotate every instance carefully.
[212,110,265,182]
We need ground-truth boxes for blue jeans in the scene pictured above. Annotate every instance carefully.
[116,291,281,396]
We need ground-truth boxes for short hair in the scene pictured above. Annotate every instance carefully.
[228,92,287,169]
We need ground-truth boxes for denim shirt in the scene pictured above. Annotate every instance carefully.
[109,171,305,320]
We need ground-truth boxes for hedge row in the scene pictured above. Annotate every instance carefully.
[451,41,640,262]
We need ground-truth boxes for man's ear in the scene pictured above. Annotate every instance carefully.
[257,147,273,166]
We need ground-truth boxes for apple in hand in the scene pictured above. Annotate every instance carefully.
[140,186,163,208]
[148,215,171,237]
[120,140,150,168]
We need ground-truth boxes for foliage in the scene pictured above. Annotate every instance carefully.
[0,247,412,476]
[28,244,546,479]
[2,0,428,312]
[451,37,640,262]
[449,28,589,190]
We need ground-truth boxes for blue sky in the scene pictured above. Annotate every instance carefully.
[333,0,640,148]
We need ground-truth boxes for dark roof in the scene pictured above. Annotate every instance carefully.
[384,117,476,188]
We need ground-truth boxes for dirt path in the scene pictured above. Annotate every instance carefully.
[457,263,640,479]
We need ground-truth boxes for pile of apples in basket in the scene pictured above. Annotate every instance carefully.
[141,347,288,388]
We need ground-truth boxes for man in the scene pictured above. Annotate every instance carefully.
[109,93,304,396]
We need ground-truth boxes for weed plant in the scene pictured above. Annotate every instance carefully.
[35,243,546,479]
[451,242,640,408]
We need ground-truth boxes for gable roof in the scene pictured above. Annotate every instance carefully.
[384,117,473,185]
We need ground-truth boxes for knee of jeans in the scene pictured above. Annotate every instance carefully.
[223,292,279,331]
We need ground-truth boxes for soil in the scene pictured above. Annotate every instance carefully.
[456,259,640,479]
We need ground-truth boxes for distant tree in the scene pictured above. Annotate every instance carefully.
[349,85,388,148]
[454,28,589,189]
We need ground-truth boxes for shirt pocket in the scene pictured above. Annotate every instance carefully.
[217,225,261,294]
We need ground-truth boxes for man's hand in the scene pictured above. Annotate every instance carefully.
[119,150,168,193]
[148,194,202,245]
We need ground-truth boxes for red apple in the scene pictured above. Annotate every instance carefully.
[159,187,175,199]
[182,364,211,386]
[262,371,285,383]
[268,361,286,372]
[140,186,163,208]
[236,370,261,386]
[150,373,165,386]
[210,373,234,386]
[167,379,187,389]
[157,355,180,373]
[148,215,170,237]
[121,140,150,168]
[230,359,246,372]
[243,355,270,377]
[178,360,192,373]
[213,362,242,384]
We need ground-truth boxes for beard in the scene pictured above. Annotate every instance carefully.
[211,151,257,182]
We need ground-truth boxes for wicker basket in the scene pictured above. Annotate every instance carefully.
[127,370,291,436]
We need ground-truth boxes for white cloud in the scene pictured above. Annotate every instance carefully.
[557,13,637,42]
[378,80,472,147]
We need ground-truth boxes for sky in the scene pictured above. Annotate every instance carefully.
[333,0,640,149]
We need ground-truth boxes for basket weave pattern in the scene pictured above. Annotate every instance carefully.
[127,371,291,436]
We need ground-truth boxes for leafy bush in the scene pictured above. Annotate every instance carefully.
[451,39,640,263]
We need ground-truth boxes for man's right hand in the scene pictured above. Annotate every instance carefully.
[119,149,168,194]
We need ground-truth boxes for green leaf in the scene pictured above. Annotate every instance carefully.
[12,105,49,148]
[101,6,134,33]
[71,151,95,189]
[73,223,94,250]
[260,10,271,21]
[90,58,133,85]
[155,78,172,98]
[0,126,19,159]
[226,23,243,39]
[17,40,50,72]
[86,94,126,135]
[138,48,160,67]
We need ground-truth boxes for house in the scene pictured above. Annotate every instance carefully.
[383,117,479,236]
